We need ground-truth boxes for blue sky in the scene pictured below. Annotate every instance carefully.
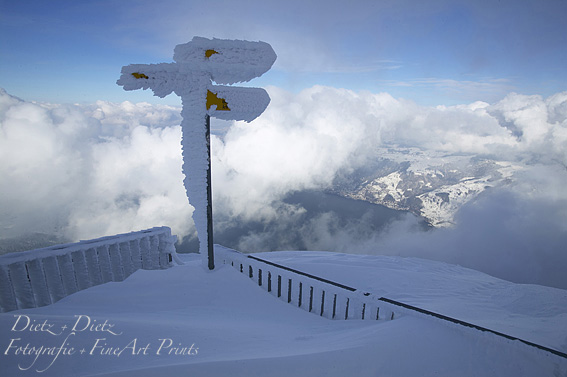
[1,0,565,106]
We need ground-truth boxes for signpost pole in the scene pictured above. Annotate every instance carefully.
[205,114,214,270]
[117,37,276,270]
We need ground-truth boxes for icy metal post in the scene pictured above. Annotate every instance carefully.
[205,114,214,270]
[117,37,276,270]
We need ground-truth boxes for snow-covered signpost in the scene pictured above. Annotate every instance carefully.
[117,37,276,270]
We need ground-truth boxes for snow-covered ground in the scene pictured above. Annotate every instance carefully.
[1,250,566,376]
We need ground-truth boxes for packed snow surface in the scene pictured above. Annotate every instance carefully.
[1,250,565,376]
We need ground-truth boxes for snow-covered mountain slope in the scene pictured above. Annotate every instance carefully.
[1,250,565,376]
[331,147,522,226]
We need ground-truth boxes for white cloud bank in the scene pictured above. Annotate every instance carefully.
[212,85,567,223]
[1,87,566,288]
[0,89,191,242]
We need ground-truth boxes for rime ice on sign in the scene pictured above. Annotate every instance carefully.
[117,37,276,269]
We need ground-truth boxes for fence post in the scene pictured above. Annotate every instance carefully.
[108,243,124,281]
[0,265,17,312]
[42,256,66,304]
[84,247,103,286]
[299,282,311,312]
[57,254,79,295]
[139,236,152,269]
[9,263,35,309]
[289,279,301,306]
[149,235,161,268]
[71,250,91,290]
[27,259,51,307]
[119,241,134,277]
[129,239,143,270]
[311,286,324,316]
[322,290,335,319]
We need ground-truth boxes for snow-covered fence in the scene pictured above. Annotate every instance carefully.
[0,227,177,313]
[377,297,567,360]
[216,247,567,360]
[216,246,397,321]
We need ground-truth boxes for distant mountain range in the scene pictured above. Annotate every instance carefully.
[331,147,521,227]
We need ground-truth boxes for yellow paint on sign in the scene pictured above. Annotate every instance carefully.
[131,72,149,79]
[206,90,230,111]
[205,49,218,58]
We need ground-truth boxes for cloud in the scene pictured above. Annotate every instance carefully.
[212,87,567,221]
[487,92,567,164]
[0,89,191,242]
[1,87,566,288]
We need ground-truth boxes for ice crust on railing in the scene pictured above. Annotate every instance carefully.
[0,227,175,265]
[0,227,179,313]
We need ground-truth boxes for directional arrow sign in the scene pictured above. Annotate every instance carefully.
[173,36,277,84]
[117,37,276,270]
[206,85,271,121]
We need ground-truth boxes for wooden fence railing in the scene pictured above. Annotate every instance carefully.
[0,227,177,313]
[215,246,397,321]
[216,246,567,360]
